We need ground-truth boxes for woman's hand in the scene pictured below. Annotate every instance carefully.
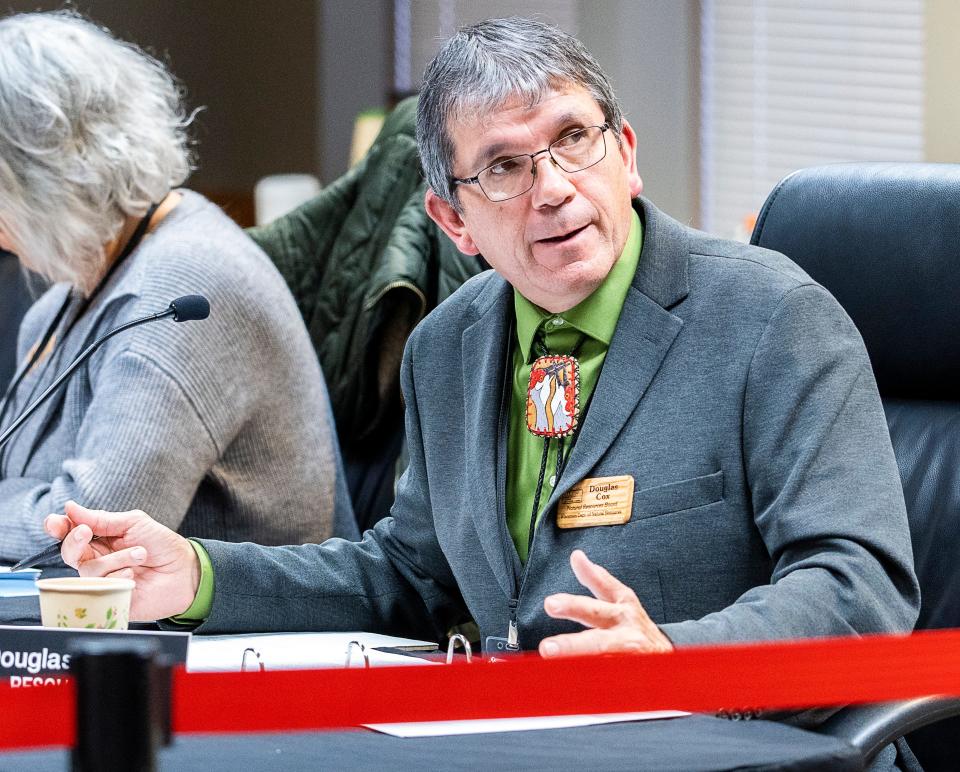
[45,500,201,621]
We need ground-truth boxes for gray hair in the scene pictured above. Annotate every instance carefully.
[416,17,624,212]
[0,11,195,294]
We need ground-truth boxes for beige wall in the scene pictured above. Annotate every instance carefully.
[578,0,699,227]
[925,0,960,162]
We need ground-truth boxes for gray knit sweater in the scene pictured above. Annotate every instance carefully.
[0,190,356,562]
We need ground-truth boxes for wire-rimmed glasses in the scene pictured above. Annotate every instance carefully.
[451,123,611,203]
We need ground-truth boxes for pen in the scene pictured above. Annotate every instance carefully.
[10,536,101,572]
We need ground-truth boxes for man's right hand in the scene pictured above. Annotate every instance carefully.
[44,500,201,622]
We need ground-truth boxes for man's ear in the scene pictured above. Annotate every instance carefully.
[424,188,480,255]
[618,120,644,199]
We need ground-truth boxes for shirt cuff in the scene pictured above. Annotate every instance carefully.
[169,539,215,623]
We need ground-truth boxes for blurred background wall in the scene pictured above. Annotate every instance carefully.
[0,0,955,234]
[2,0,324,223]
[0,0,699,225]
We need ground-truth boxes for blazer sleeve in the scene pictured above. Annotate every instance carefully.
[661,284,920,645]
[194,331,469,640]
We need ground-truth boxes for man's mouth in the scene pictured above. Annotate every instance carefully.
[537,224,589,245]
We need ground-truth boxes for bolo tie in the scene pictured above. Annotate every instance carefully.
[523,331,584,554]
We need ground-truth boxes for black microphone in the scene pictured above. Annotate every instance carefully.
[0,294,211,452]
[169,294,210,322]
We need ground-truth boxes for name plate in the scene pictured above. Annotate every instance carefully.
[0,625,189,688]
[557,475,635,528]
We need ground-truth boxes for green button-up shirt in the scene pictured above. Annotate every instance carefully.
[506,210,642,562]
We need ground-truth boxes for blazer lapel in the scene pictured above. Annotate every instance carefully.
[461,277,517,597]
[544,199,691,510]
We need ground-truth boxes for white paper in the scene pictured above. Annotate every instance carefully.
[0,568,40,597]
[0,584,39,598]
[366,710,690,737]
[186,631,439,672]
[0,567,41,576]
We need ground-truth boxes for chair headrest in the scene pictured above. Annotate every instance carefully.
[751,163,960,400]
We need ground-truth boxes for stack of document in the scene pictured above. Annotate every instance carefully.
[186,631,439,672]
[0,567,40,598]
[367,712,691,737]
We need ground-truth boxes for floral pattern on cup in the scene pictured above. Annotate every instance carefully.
[37,576,135,631]
[55,605,125,629]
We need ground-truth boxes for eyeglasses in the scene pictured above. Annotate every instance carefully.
[451,123,611,203]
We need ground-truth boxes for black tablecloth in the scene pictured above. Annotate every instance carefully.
[0,715,861,771]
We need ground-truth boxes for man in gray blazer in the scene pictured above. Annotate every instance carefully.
[48,18,918,662]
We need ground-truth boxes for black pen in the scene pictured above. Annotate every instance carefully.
[10,536,101,572]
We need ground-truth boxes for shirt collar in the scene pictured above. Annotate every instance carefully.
[514,208,643,363]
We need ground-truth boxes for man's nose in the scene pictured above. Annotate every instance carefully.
[530,153,576,208]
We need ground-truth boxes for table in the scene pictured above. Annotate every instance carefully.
[0,715,861,771]
[0,571,863,771]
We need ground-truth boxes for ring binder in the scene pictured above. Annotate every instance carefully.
[241,647,264,672]
[446,634,473,664]
[344,640,371,669]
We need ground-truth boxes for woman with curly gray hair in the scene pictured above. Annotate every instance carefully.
[0,12,356,563]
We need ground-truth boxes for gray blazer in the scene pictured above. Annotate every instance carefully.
[198,199,919,651]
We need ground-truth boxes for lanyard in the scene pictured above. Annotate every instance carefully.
[0,202,159,473]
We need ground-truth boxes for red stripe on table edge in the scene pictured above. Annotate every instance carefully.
[2,629,960,748]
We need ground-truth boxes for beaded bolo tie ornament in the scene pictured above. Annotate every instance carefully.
[523,337,583,552]
[527,351,580,439]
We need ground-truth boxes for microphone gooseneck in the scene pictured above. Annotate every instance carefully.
[0,296,211,452]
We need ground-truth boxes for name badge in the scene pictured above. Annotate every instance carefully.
[557,475,634,528]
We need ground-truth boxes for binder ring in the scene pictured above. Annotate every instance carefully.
[241,647,264,672]
[446,633,473,664]
[344,640,371,669]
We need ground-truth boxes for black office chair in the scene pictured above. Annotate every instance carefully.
[751,163,960,770]
[0,249,33,393]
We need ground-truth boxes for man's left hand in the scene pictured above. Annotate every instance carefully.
[539,549,674,658]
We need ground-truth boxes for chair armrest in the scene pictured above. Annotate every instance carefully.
[817,697,960,762]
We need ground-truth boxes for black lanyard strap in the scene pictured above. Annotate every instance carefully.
[0,201,160,472]
[63,200,161,342]
[525,331,587,555]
